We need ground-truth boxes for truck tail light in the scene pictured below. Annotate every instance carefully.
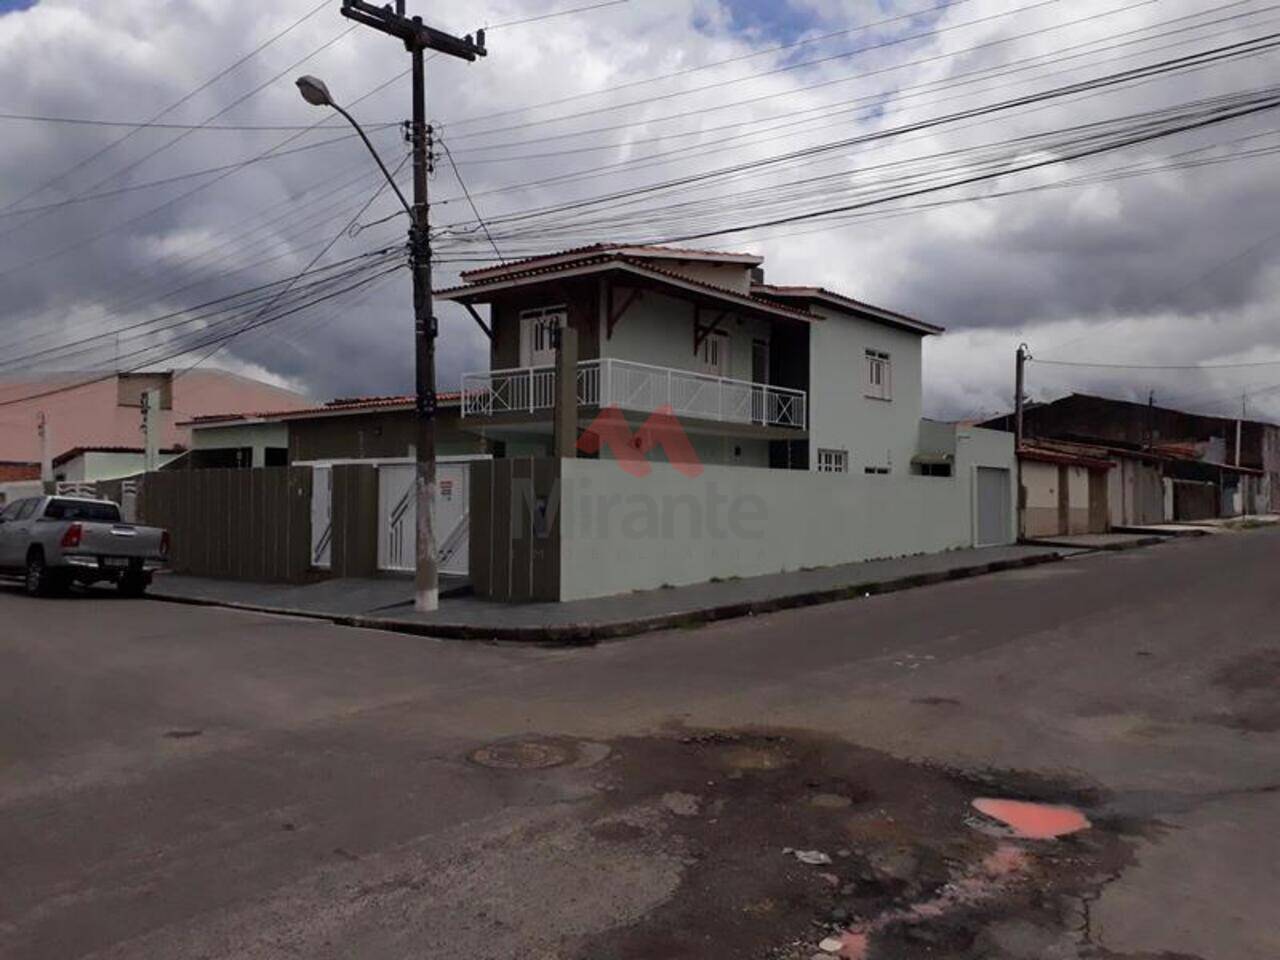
[160,531,170,558]
[61,523,82,549]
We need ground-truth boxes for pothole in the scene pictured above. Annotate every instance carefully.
[468,738,574,770]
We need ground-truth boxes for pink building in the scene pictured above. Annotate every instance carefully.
[0,371,311,469]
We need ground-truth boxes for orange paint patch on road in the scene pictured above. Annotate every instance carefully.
[971,798,1090,839]
[838,928,870,959]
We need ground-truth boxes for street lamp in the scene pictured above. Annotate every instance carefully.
[296,73,440,613]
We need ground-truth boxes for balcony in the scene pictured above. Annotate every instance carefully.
[462,358,807,430]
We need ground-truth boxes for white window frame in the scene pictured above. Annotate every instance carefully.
[865,349,892,401]
[817,448,849,473]
[519,305,567,368]
[698,330,729,377]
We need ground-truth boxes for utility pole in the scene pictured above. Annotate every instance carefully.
[1014,344,1029,539]
[1146,390,1155,451]
[1236,391,1245,467]
[339,0,486,612]
[37,411,52,493]
[141,389,161,473]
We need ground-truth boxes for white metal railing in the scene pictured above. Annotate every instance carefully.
[461,358,807,429]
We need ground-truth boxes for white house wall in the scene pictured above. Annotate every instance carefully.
[556,426,1014,600]
[192,422,289,467]
[600,289,774,384]
[807,304,924,475]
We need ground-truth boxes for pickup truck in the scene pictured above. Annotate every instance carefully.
[0,495,169,597]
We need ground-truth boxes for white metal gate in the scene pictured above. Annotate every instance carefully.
[377,461,470,576]
[975,466,1012,547]
[311,465,332,569]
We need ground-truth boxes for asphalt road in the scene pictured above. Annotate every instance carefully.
[1,529,1277,959]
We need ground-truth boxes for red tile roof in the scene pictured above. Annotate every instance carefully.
[184,392,462,427]
[751,283,942,335]
[458,243,763,281]
[439,252,818,323]
[0,462,40,482]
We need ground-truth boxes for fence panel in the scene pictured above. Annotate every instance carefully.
[136,467,312,581]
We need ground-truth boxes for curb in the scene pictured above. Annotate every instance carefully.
[1020,535,1167,552]
[1110,526,1210,539]
[148,551,1064,646]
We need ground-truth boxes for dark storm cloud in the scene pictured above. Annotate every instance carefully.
[0,0,1277,420]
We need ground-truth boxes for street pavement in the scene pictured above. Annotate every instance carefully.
[1,528,1277,959]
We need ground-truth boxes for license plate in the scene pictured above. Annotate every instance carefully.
[102,558,130,569]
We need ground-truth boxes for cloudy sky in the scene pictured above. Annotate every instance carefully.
[1,0,1278,422]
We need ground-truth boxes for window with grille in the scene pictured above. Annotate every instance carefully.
[817,448,848,473]
[864,465,890,475]
[865,349,892,400]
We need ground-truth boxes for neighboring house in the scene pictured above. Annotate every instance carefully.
[440,243,943,475]
[0,370,311,465]
[180,394,488,580]
[182,392,483,466]
[981,392,1278,528]
[52,446,184,483]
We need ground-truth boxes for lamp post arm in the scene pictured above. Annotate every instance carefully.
[330,103,414,218]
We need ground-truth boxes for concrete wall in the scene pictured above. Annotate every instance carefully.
[807,304,924,476]
[193,423,288,467]
[1022,461,1061,538]
[549,425,1013,601]
[1107,457,1165,526]
[290,409,482,463]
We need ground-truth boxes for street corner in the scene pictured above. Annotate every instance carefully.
[546,727,1152,960]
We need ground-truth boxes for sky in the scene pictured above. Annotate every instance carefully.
[0,0,1278,424]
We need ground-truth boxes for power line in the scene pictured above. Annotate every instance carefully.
[437,133,504,264]
[0,0,334,216]
[0,112,397,132]
[483,0,630,30]
[454,0,979,126]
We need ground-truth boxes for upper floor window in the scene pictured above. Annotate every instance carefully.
[817,448,849,473]
[699,330,729,378]
[866,349,891,401]
[520,306,567,367]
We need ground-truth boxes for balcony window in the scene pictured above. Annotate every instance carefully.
[519,306,566,367]
[866,349,891,401]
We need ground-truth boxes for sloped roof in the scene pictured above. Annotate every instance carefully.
[458,243,763,282]
[184,392,462,428]
[438,252,818,324]
[751,283,942,336]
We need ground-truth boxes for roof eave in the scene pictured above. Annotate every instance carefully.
[439,259,817,324]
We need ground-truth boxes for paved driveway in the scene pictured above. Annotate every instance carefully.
[1,530,1277,959]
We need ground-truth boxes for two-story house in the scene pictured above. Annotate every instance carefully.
[439,243,942,473]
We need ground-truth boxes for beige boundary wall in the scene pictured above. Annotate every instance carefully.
[472,426,1016,602]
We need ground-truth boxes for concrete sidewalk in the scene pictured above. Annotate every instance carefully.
[151,544,1069,644]
[1021,532,1169,551]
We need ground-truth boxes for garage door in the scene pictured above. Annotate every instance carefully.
[976,467,1012,546]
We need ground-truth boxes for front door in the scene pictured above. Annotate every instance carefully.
[520,307,566,368]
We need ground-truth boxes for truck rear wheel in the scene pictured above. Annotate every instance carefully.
[25,551,52,597]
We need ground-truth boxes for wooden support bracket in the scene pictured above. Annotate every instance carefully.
[462,303,492,340]
[606,285,641,340]
[693,306,730,354]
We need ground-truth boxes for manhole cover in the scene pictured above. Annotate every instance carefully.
[469,739,572,770]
